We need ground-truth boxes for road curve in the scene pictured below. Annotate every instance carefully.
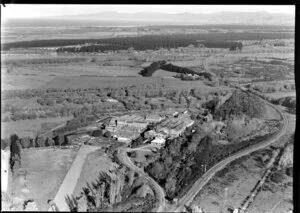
[169,91,288,212]
[116,147,166,212]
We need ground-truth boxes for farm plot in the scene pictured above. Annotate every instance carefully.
[11,147,79,211]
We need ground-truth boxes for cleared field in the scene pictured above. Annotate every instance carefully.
[12,147,79,211]
[1,116,72,138]
[40,76,161,89]
[72,149,118,197]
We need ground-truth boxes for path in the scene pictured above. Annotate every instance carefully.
[49,145,101,211]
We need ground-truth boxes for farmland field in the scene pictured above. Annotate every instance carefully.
[12,147,79,211]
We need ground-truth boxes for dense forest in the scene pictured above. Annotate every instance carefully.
[3,32,294,51]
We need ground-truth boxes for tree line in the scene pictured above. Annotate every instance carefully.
[4,31,294,51]
[139,60,213,81]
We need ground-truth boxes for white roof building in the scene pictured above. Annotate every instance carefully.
[151,137,166,146]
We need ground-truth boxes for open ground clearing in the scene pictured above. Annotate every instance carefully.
[12,147,79,211]
[1,116,72,138]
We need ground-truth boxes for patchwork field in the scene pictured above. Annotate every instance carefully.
[12,147,79,211]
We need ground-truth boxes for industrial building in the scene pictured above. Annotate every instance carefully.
[156,112,194,138]
[106,114,150,143]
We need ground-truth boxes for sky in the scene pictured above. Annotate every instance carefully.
[1,4,295,19]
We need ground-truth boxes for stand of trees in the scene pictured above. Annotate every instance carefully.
[213,90,267,120]
[139,61,213,81]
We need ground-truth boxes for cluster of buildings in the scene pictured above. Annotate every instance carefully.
[147,111,194,146]
[106,114,155,143]
[102,110,194,147]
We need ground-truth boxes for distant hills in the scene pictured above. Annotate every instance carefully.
[57,11,295,26]
[3,11,294,27]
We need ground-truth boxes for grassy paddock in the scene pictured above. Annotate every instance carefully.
[12,147,79,210]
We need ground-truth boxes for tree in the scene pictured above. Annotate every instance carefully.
[20,137,31,149]
[54,135,64,148]
[35,135,46,147]
[165,176,177,198]
[103,131,112,138]
[45,137,55,147]
[10,134,21,174]
[91,130,103,137]
[10,134,21,158]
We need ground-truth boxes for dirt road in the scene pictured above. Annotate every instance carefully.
[49,145,101,211]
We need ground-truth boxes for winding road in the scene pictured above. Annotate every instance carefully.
[116,147,166,212]
[168,88,288,212]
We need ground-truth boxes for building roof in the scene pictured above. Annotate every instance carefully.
[151,137,165,144]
